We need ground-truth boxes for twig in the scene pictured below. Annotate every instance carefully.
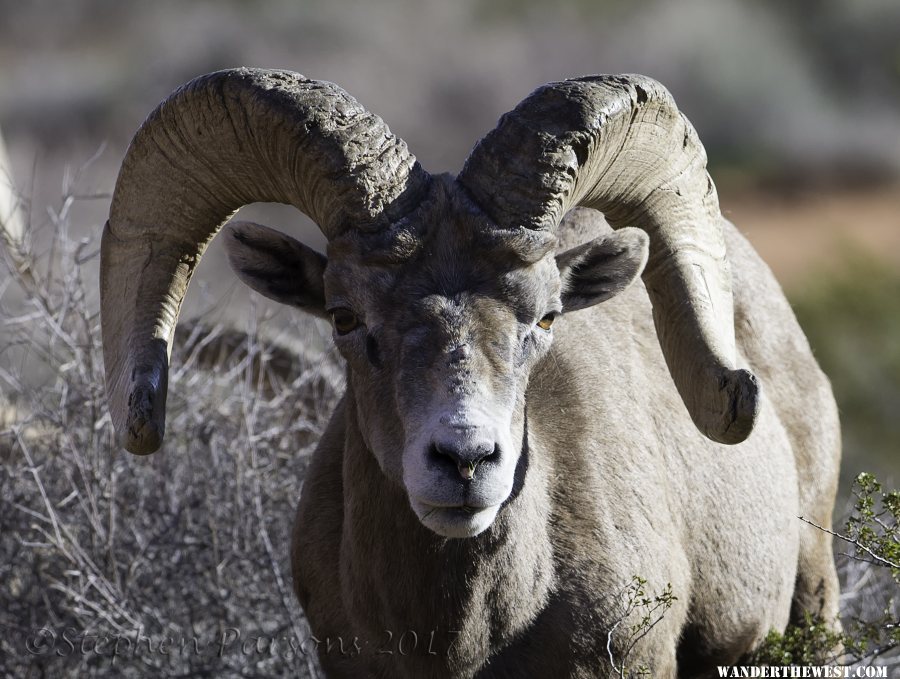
[799,516,900,571]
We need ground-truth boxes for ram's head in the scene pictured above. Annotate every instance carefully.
[100,69,759,537]
[223,182,647,536]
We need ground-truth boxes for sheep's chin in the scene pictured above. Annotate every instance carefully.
[411,501,500,539]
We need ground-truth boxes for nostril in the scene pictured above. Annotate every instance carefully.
[430,442,461,467]
[429,442,451,463]
[429,440,499,481]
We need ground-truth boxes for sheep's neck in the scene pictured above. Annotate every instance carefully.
[339,396,555,660]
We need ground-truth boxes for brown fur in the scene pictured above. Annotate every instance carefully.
[276,201,841,677]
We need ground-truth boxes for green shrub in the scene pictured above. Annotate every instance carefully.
[751,473,899,666]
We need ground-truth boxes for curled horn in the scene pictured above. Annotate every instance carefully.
[458,75,759,444]
[101,68,429,454]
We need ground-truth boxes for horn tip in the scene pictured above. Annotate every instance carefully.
[707,367,760,445]
[122,382,166,455]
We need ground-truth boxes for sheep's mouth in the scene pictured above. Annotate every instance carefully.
[412,500,500,539]
[441,503,481,516]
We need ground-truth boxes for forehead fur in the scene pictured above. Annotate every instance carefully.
[327,175,557,265]
[324,175,562,311]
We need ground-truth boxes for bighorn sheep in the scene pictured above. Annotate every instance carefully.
[99,69,841,676]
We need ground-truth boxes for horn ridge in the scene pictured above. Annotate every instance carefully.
[458,74,759,444]
[101,67,428,454]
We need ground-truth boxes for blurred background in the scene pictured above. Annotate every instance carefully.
[1,0,898,673]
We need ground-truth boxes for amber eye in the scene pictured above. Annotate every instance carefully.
[536,313,556,331]
[330,308,360,335]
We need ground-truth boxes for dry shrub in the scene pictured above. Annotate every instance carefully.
[1,181,341,677]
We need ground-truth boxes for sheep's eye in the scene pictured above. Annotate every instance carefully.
[331,308,360,335]
[536,313,556,331]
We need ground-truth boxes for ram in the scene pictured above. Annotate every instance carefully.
[99,69,840,677]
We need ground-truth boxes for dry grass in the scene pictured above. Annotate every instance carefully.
[1,182,341,677]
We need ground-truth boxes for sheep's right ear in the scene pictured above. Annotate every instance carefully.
[224,221,328,318]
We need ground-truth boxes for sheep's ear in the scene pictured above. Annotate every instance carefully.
[224,221,328,318]
[555,228,649,312]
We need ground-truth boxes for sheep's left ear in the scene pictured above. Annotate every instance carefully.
[224,221,329,318]
[555,228,649,312]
